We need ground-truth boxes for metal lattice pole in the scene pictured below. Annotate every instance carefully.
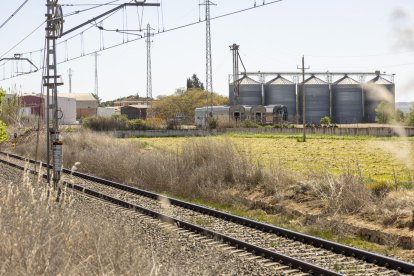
[201,1,216,115]
[44,0,64,190]
[146,24,153,106]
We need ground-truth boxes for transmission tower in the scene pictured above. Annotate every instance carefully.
[94,52,99,98]
[44,0,64,189]
[145,24,154,106]
[200,1,216,112]
[68,68,73,93]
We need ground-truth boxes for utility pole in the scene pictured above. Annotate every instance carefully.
[94,52,99,98]
[68,68,73,93]
[44,0,64,190]
[145,23,154,107]
[200,1,216,115]
[230,43,239,105]
[297,55,310,142]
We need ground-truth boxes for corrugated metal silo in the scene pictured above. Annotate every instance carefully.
[298,75,330,124]
[332,75,363,124]
[364,76,396,123]
[265,75,296,122]
[229,75,262,105]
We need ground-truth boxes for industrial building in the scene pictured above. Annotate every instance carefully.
[228,71,395,124]
[59,93,99,120]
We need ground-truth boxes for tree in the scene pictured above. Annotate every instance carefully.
[396,109,405,123]
[406,107,414,126]
[186,74,204,90]
[152,88,228,122]
[320,116,332,126]
[375,101,395,124]
[0,89,8,143]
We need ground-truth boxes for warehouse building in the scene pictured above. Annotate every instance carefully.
[59,93,99,120]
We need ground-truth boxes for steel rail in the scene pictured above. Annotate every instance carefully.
[0,155,339,276]
[1,151,413,274]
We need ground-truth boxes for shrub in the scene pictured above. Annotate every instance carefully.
[320,116,332,126]
[206,116,219,129]
[241,119,260,128]
[406,107,414,126]
[375,101,394,124]
[82,115,156,131]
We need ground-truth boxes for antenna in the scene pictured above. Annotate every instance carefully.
[68,68,73,93]
[297,55,310,142]
[94,52,99,98]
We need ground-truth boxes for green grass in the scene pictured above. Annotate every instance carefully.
[130,135,414,184]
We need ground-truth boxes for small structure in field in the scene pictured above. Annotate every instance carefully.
[120,105,148,120]
[97,106,120,117]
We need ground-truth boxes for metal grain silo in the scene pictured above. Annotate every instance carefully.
[364,76,396,123]
[332,75,363,124]
[265,75,296,122]
[298,75,330,124]
[229,75,262,105]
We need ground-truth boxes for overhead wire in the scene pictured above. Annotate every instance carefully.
[0,0,30,30]
[1,0,284,81]
[63,0,123,17]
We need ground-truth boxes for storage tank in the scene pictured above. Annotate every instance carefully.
[229,105,250,121]
[229,75,262,105]
[332,75,363,124]
[364,75,396,123]
[195,106,230,127]
[265,75,296,122]
[250,105,266,124]
[265,105,288,124]
[298,75,330,124]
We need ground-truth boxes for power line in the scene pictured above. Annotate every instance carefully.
[62,0,123,17]
[0,0,30,30]
[0,20,46,60]
[1,0,284,81]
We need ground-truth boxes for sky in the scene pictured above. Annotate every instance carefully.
[0,0,413,102]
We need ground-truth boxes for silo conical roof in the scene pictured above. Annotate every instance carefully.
[303,75,327,85]
[334,75,360,85]
[369,75,392,85]
[266,75,293,85]
[237,75,260,85]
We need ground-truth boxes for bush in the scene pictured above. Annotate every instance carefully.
[375,101,394,124]
[82,115,156,131]
[241,119,260,128]
[320,116,332,126]
[207,117,219,129]
[406,107,414,126]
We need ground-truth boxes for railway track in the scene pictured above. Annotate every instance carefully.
[0,151,413,276]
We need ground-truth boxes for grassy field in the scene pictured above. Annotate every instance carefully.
[132,133,414,185]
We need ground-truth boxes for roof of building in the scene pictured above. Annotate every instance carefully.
[58,93,98,102]
[267,75,294,85]
[121,104,149,109]
[303,75,327,85]
[334,75,360,85]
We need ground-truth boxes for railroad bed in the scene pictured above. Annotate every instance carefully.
[0,151,413,276]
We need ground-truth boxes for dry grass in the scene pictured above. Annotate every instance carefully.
[0,168,158,275]
[13,130,414,230]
